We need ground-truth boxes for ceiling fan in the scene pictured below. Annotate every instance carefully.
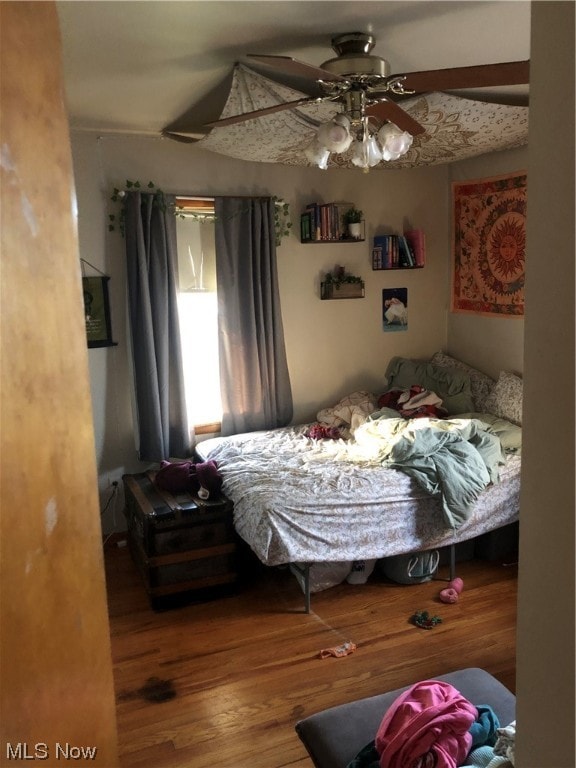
[204,32,530,137]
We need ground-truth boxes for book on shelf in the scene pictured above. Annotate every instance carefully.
[305,203,321,241]
[300,212,312,242]
[372,232,424,269]
[373,235,390,268]
[391,236,399,267]
[334,201,354,239]
[373,235,399,268]
[398,236,415,267]
[404,229,426,267]
[301,201,357,241]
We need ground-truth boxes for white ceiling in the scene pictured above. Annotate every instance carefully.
[56,1,531,138]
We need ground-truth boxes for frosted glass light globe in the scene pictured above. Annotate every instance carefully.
[350,136,382,168]
[317,120,353,153]
[365,135,383,166]
[377,124,413,161]
[304,140,330,169]
[350,139,368,168]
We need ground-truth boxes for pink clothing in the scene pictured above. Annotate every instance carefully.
[375,680,477,768]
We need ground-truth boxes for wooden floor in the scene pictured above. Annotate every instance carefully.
[104,544,518,768]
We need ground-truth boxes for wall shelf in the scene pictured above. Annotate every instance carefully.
[321,282,365,300]
[373,265,424,271]
[301,202,365,242]
[302,238,365,245]
[372,231,426,269]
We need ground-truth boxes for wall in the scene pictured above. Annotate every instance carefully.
[515,2,575,764]
[71,133,453,528]
[448,147,527,378]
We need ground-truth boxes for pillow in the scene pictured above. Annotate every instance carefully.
[317,391,377,428]
[431,351,495,412]
[456,412,522,453]
[383,357,474,415]
[483,371,523,425]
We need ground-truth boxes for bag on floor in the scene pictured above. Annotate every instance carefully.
[380,549,439,585]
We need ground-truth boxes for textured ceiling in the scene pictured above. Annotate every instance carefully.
[57,1,531,138]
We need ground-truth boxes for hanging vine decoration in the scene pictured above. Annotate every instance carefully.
[272,196,292,246]
[109,182,292,246]
[108,180,167,237]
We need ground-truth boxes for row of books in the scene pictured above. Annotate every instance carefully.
[372,230,426,269]
[301,202,356,242]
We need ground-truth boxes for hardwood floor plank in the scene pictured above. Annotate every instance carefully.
[105,545,517,767]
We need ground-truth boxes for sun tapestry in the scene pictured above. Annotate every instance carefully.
[451,171,527,316]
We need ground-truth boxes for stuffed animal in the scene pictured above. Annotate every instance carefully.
[155,459,223,499]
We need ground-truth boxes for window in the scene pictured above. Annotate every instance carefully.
[175,198,222,433]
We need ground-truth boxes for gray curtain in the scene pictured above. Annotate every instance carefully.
[215,197,293,435]
[124,191,192,461]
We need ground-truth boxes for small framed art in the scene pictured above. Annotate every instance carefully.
[382,287,408,332]
[83,275,117,348]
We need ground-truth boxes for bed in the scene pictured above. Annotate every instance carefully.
[195,354,523,611]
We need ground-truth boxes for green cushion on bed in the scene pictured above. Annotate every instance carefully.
[384,357,474,415]
[456,412,522,453]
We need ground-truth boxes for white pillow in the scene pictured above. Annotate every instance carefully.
[483,371,523,425]
[317,391,377,428]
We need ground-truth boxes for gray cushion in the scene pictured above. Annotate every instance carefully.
[295,667,515,768]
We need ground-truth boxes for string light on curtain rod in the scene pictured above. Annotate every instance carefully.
[304,113,413,171]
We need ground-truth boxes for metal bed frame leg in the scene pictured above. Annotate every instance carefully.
[303,564,311,613]
[289,563,311,613]
[449,543,456,582]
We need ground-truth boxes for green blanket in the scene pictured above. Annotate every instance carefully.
[354,414,505,529]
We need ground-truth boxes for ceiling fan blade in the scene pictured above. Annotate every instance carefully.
[247,54,345,83]
[365,99,426,136]
[204,96,321,129]
[161,130,202,144]
[399,60,530,93]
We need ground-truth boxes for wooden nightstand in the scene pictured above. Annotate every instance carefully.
[122,471,238,609]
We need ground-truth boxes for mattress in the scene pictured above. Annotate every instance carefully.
[196,422,521,567]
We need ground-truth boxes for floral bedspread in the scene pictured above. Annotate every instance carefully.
[197,421,520,567]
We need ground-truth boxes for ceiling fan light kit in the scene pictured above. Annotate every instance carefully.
[307,114,413,170]
[198,32,529,170]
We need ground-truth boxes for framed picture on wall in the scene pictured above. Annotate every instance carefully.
[83,275,116,348]
[382,287,408,332]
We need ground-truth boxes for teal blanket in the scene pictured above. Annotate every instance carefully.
[354,414,505,529]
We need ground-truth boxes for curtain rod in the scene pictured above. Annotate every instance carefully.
[175,195,282,213]
[175,195,275,201]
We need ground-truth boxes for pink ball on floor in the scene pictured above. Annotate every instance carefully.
[449,577,464,594]
[439,588,459,604]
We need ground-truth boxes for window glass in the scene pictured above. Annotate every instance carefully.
[175,203,222,430]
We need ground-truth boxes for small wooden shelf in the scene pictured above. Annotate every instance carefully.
[373,265,424,271]
[302,238,365,244]
[301,202,365,242]
[372,231,425,269]
[321,282,365,300]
